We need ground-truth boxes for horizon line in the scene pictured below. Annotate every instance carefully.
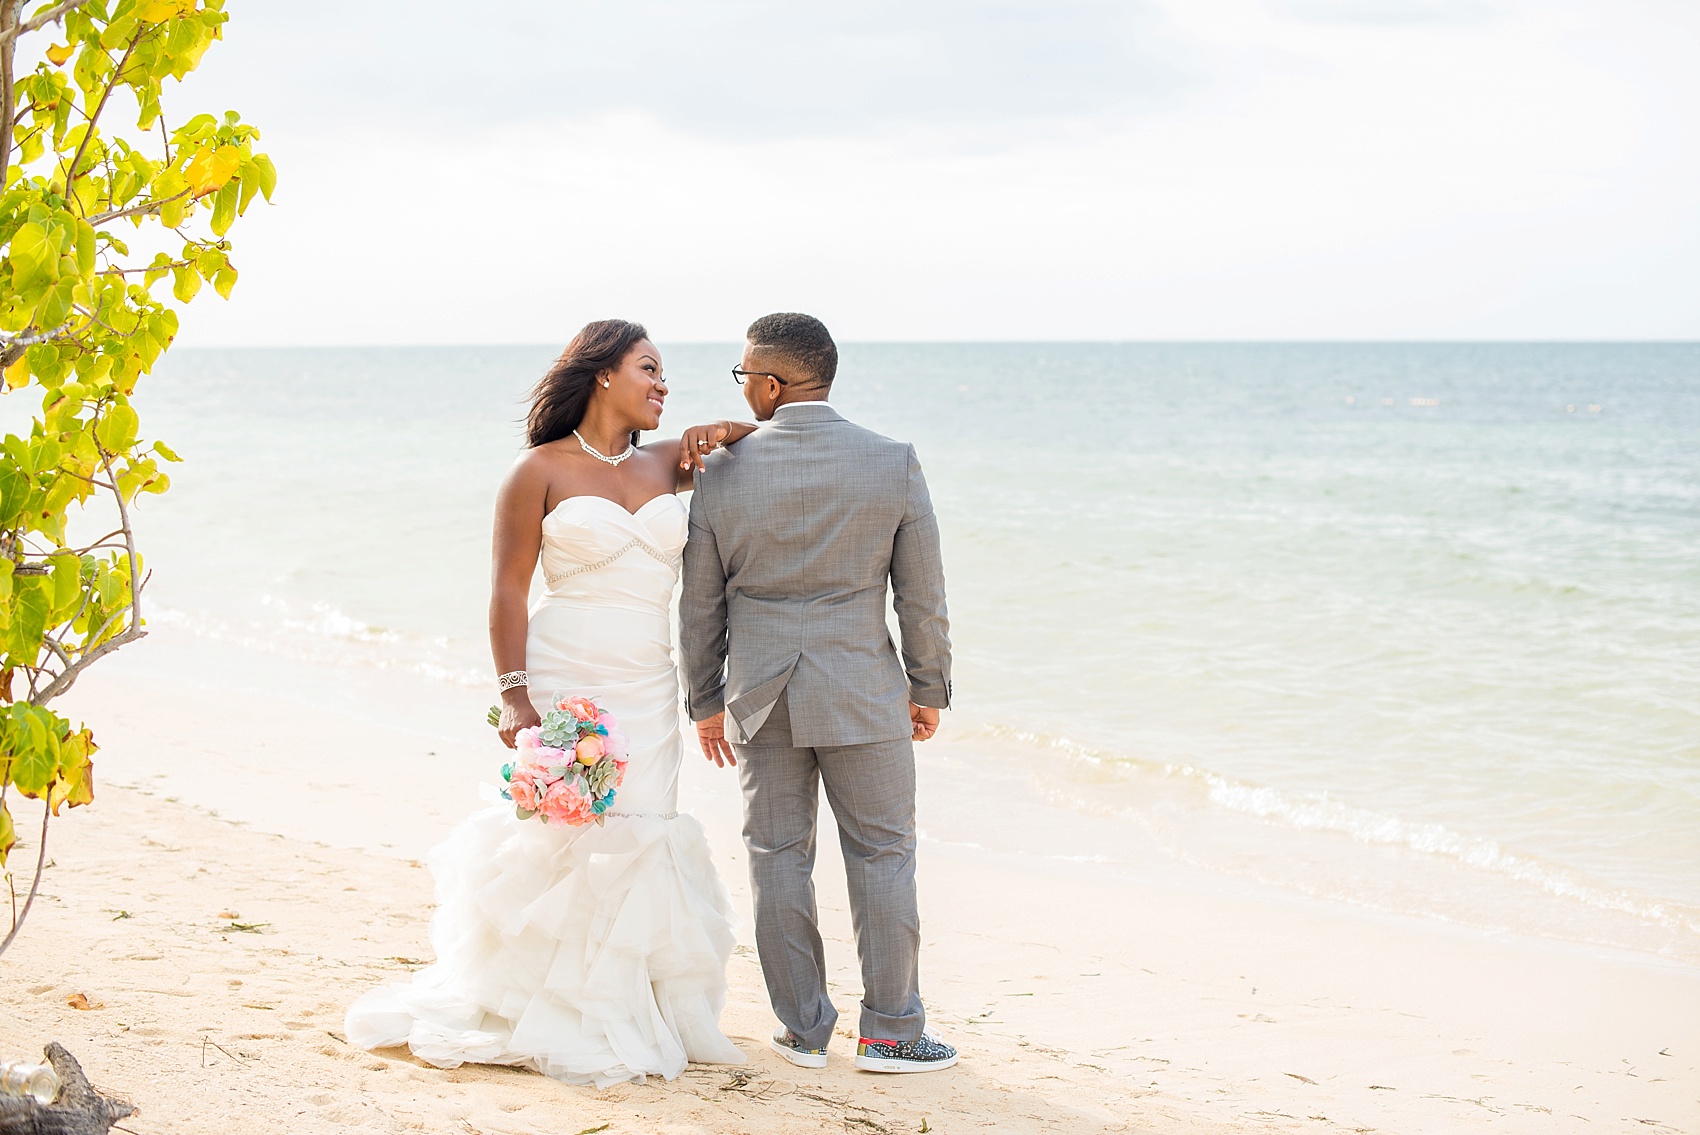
[169,338,1700,351]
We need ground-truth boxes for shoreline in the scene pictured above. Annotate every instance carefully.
[0,625,1691,1132]
[81,616,1700,967]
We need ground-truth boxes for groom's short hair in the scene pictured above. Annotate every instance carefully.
[747,313,837,387]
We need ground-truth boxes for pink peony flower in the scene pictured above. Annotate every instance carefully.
[575,735,605,766]
[514,726,543,752]
[539,779,594,826]
[508,768,539,812]
[557,696,600,722]
[602,729,629,760]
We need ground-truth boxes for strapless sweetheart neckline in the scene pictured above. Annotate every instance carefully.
[548,493,683,520]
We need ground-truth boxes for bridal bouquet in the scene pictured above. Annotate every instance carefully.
[496,695,630,827]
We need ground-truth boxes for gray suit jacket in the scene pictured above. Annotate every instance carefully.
[680,403,951,747]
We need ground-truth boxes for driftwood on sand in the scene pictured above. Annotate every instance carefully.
[0,1044,132,1134]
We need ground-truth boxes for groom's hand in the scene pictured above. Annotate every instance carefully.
[910,703,940,742]
[696,712,738,768]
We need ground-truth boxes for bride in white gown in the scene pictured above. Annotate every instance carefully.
[345,320,757,1087]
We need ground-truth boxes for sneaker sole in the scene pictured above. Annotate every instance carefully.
[855,1053,959,1074]
[769,1038,828,1069]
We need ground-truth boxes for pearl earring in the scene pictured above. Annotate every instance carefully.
[601,380,610,388]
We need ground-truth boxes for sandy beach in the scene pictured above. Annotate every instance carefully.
[3,0,1698,1122]
[0,625,1694,1134]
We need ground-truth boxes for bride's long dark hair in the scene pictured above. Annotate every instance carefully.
[527,319,650,448]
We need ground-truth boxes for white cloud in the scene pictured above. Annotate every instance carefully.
[170,0,1699,343]
[196,1,1193,139]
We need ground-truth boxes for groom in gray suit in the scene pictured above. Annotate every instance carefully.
[681,313,957,1074]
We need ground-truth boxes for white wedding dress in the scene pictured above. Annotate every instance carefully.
[344,494,746,1087]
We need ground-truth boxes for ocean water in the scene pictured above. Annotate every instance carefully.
[20,342,1699,963]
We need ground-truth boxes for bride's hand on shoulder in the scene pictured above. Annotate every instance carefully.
[676,420,758,474]
[497,693,542,749]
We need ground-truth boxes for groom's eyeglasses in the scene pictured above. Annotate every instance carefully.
[731,367,788,386]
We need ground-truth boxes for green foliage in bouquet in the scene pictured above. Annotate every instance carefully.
[0,0,272,957]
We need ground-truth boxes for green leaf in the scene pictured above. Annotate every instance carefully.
[166,16,197,56]
[49,553,81,614]
[0,467,29,527]
[9,221,50,288]
[134,330,162,371]
[99,14,137,50]
[213,264,237,299]
[49,727,95,814]
[8,707,57,797]
[4,434,31,473]
[29,437,63,473]
[238,169,261,213]
[177,113,218,139]
[35,278,76,329]
[96,402,139,453]
[152,440,181,462]
[41,473,78,519]
[75,218,97,276]
[10,577,51,661]
[250,153,277,202]
[210,180,237,237]
[0,800,15,867]
[171,265,201,303]
[26,343,60,383]
[95,564,123,606]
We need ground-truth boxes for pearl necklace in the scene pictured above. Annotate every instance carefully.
[573,429,635,466]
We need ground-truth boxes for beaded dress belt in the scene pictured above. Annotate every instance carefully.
[545,538,681,586]
[603,811,679,821]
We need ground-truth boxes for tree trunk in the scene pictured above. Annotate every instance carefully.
[0,1044,133,1134]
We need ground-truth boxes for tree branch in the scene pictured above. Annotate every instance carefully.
[31,446,146,705]
[0,320,74,366]
[86,186,189,226]
[97,256,191,275]
[0,0,19,189]
[70,301,119,336]
[0,0,87,48]
[0,797,49,960]
[67,528,123,553]
[31,624,141,704]
[64,30,138,208]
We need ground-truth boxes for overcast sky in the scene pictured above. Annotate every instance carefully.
[151,0,1697,343]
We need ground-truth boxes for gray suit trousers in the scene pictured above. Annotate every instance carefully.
[735,692,925,1049]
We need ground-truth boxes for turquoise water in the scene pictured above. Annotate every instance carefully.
[34,342,1699,961]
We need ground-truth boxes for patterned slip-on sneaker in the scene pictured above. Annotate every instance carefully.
[854,1029,958,1073]
[769,1026,828,1069]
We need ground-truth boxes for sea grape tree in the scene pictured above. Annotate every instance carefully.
[0,0,272,957]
